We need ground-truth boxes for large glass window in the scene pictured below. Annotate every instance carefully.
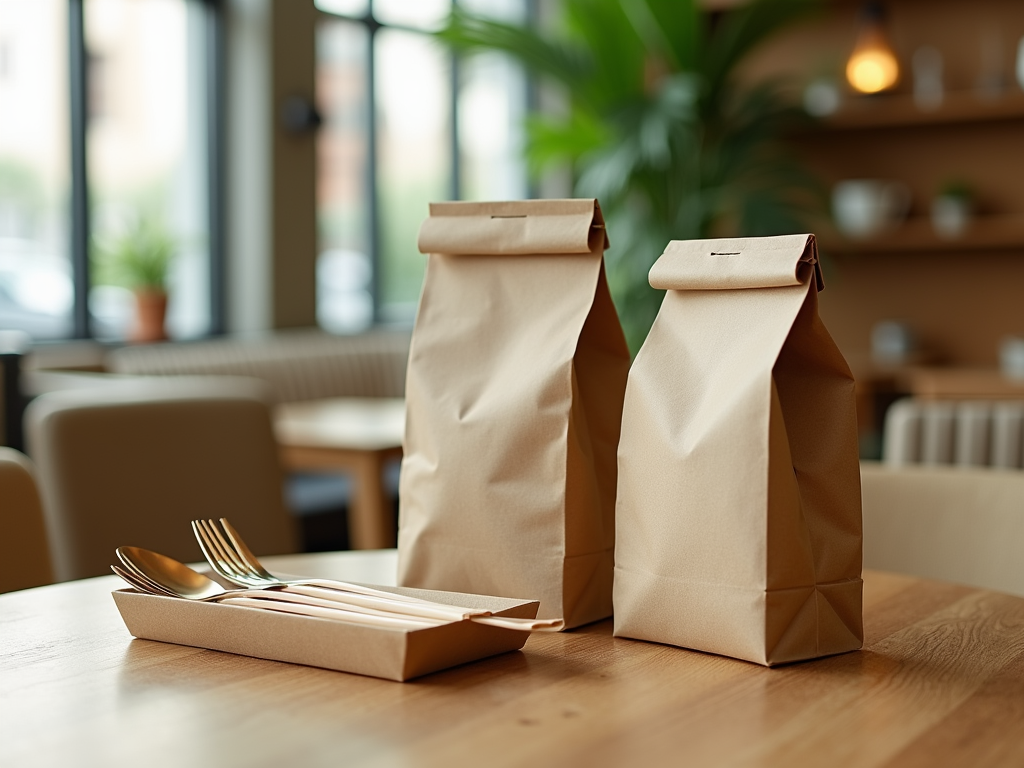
[0,0,220,342]
[315,0,530,331]
[0,0,72,339]
[316,18,372,333]
[86,0,211,340]
[375,27,452,319]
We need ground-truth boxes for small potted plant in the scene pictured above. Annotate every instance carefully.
[931,179,974,239]
[94,214,176,342]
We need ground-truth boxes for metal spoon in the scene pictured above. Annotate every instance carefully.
[112,546,562,631]
[114,546,425,613]
[116,546,230,600]
[112,563,442,629]
[111,550,440,629]
[117,545,474,621]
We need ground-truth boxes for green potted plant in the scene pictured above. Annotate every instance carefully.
[93,214,176,342]
[440,0,821,351]
[931,179,974,240]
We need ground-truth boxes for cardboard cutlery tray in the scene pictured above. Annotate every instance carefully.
[112,583,539,681]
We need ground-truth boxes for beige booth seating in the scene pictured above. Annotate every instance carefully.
[861,461,1024,597]
[25,376,298,582]
[105,329,410,403]
[0,448,53,593]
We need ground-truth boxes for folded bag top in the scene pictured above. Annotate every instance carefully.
[417,199,607,256]
[648,233,824,292]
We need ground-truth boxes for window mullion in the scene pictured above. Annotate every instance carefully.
[449,50,460,201]
[204,0,227,336]
[449,0,460,201]
[68,0,91,339]
[525,0,540,200]
[367,15,382,323]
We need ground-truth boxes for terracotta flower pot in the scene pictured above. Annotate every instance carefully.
[132,289,168,343]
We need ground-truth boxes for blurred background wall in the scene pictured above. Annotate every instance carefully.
[1,0,1022,381]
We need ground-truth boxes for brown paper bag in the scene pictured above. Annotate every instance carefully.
[398,199,631,628]
[613,233,862,665]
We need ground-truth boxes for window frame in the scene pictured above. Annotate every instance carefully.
[315,0,536,325]
[64,0,226,340]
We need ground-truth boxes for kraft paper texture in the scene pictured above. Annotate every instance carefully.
[113,584,538,682]
[613,234,863,666]
[398,199,631,629]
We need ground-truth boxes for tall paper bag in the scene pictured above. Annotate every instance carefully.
[613,234,863,665]
[398,199,630,629]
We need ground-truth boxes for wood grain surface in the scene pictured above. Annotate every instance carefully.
[3,552,1024,768]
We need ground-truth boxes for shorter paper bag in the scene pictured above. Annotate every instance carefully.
[398,199,631,629]
[613,234,863,666]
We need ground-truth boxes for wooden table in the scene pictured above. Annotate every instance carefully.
[899,367,1024,401]
[274,398,405,550]
[4,552,1024,767]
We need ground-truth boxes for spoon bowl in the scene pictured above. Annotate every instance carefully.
[116,546,229,600]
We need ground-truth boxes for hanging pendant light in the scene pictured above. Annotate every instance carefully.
[846,2,900,94]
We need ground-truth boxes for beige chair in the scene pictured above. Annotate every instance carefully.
[0,447,54,592]
[25,377,298,582]
[861,461,1024,597]
[882,398,1024,469]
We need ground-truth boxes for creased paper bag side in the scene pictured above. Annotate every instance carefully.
[613,233,861,665]
[561,261,630,627]
[399,199,628,629]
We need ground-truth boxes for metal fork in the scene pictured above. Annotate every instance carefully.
[110,562,445,628]
[193,519,564,630]
[191,518,488,622]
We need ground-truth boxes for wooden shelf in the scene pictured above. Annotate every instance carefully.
[817,214,1024,255]
[897,367,1024,400]
[815,90,1024,131]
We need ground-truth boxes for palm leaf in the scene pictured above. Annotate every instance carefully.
[561,0,646,105]
[439,8,590,89]
[438,0,822,353]
[641,0,703,72]
[701,0,820,98]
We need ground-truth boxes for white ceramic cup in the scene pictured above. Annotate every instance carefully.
[832,179,911,239]
[1000,336,1024,380]
[871,320,915,364]
[931,195,972,239]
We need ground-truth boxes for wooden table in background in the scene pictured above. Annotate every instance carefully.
[848,361,1024,453]
[5,552,1024,767]
[900,367,1024,400]
[274,397,404,550]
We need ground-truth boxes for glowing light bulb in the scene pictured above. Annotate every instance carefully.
[847,48,899,93]
[846,3,899,94]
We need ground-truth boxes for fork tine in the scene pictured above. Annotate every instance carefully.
[214,518,461,609]
[218,518,273,579]
[214,519,491,615]
[191,520,232,579]
[202,519,253,578]
[195,519,252,583]
[204,519,258,578]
